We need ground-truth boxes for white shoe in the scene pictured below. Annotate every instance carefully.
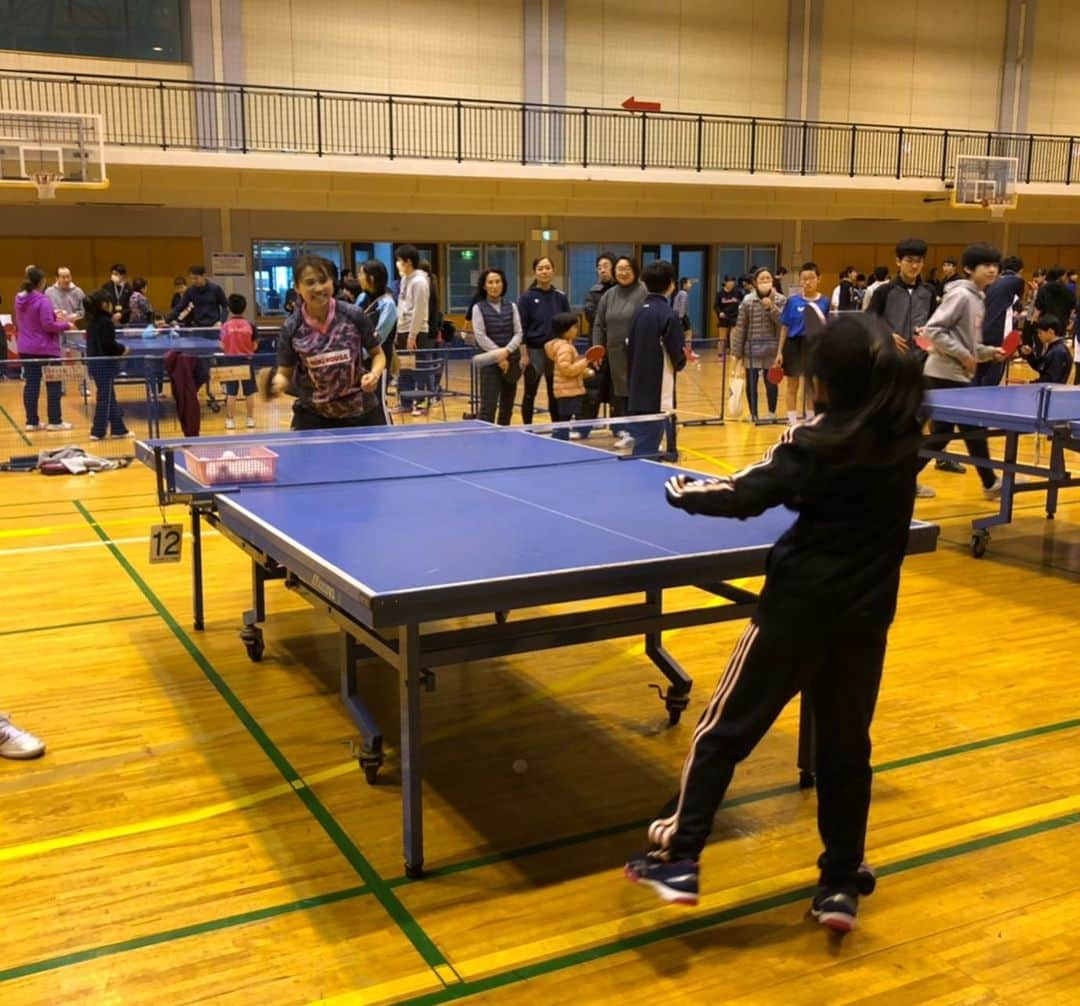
[0,715,45,760]
[45,421,73,431]
[915,483,937,499]
[25,424,41,432]
[89,434,103,441]
[246,418,256,428]
[983,478,1003,499]
[613,432,634,449]
[224,418,236,430]
[568,431,583,439]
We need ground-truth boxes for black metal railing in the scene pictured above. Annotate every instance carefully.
[3,67,1078,184]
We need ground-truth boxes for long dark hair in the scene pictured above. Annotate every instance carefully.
[84,289,114,317]
[802,313,924,466]
[359,258,388,299]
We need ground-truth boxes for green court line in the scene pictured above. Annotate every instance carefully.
[0,613,157,638]
[72,501,458,987]
[0,884,370,984]
[6,501,1070,988]
[396,810,1080,1006]
[387,716,1080,886]
[0,402,32,447]
[4,708,1074,988]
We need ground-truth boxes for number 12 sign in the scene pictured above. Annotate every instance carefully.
[149,523,184,563]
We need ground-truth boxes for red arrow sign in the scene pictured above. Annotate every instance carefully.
[622,96,661,112]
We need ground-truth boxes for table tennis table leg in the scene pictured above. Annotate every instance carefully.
[644,589,692,725]
[399,622,425,878]
[1045,438,1065,519]
[191,506,205,631]
[796,694,815,789]
[340,632,383,784]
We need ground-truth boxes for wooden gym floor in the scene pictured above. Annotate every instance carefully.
[1,359,1078,1005]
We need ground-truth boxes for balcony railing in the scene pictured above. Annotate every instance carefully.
[3,67,1079,184]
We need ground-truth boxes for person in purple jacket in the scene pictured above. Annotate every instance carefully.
[15,267,76,431]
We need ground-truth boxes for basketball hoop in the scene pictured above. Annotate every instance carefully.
[32,171,63,199]
[990,203,1007,220]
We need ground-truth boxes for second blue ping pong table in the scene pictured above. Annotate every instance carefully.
[921,383,1080,557]
[140,421,939,876]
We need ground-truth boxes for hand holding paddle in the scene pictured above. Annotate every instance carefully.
[766,364,784,385]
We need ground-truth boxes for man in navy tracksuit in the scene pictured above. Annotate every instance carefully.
[977,256,1026,387]
[516,257,571,424]
[626,260,686,456]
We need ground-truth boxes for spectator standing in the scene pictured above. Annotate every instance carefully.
[84,289,132,441]
[170,276,187,312]
[517,256,571,424]
[977,256,1026,388]
[165,266,227,328]
[714,276,743,352]
[128,277,153,326]
[15,267,76,430]
[471,268,523,426]
[393,245,431,416]
[104,264,132,324]
[592,255,647,447]
[45,267,86,322]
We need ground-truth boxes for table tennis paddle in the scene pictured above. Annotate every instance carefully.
[585,345,606,365]
[767,365,784,385]
[1001,329,1022,357]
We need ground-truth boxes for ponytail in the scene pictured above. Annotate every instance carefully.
[20,267,46,293]
[801,314,924,467]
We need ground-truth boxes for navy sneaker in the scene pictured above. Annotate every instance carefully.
[624,852,699,906]
[855,862,876,896]
[810,890,858,932]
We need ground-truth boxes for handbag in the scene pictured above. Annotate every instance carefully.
[728,366,745,420]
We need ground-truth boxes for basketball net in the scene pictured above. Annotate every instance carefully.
[32,171,63,200]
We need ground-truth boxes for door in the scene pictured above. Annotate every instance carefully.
[640,245,708,336]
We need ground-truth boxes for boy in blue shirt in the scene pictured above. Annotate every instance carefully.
[1020,315,1073,384]
[777,262,830,424]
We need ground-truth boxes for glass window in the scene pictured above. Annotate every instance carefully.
[566,243,635,308]
[447,245,481,312]
[252,240,343,315]
[714,244,779,294]
[445,244,521,312]
[1,1,186,62]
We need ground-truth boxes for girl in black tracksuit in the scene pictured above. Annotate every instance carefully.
[625,313,926,934]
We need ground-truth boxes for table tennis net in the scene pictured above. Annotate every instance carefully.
[163,414,678,491]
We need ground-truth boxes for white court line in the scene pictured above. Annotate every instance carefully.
[0,531,218,558]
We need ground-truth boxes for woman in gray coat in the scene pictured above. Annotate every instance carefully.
[592,255,646,446]
[731,267,786,422]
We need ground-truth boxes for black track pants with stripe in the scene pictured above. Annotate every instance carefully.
[648,620,887,892]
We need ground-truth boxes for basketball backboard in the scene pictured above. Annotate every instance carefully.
[951,155,1018,216]
[0,111,108,198]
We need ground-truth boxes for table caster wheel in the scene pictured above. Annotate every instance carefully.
[240,625,264,662]
[667,707,682,726]
[359,748,383,785]
[799,770,815,789]
[970,531,989,558]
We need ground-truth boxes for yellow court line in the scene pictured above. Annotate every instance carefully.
[0,778,298,863]
[308,971,444,1005]
[0,515,163,540]
[677,444,738,474]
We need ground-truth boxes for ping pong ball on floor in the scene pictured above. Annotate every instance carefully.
[512,759,528,775]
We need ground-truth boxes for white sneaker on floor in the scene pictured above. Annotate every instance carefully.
[613,432,634,449]
[0,715,45,760]
[983,478,1003,499]
[89,434,103,441]
[25,424,41,432]
[45,421,73,431]
[568,431,583,440]
[224,418,236,430]
[915,483,937,499]
[246,418,256,428]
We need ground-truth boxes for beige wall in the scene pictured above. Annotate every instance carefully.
[819,0,1006,130]
[0,50,192,81]
[240,0,523,98]
[1027,0,1080,135]
[565,0,788,117]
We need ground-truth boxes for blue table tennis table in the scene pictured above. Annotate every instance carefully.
[138,422,938,876]
[921,383,1080,557]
